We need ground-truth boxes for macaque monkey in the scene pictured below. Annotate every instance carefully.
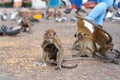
[72,18,93,50]
[72,18,96,57]
[72,17,120,64]
[93,26,113,58]
[41,29,77,70]
[21,16,32,33]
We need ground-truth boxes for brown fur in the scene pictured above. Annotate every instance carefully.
[21,16,32,33]
[93,27,113,57]
[73,18,113,59]
[42,29,77,70]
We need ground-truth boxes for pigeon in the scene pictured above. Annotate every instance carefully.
[1,25,21,36]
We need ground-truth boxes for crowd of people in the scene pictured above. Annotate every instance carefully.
[42,0,120,28]
[0,0,120,28]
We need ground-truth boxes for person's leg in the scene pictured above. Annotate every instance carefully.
[75,0,86,15]
[63,0,72,8]
[95,10,106,25]
[74,0,82,10]
[86,2,108,23]
[64,0,72,14]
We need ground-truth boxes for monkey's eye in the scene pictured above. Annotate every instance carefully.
[83,33,86,36]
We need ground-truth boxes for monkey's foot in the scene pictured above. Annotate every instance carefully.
[72,55,78,58]
[103,59,120,65]
[33,61,47,67]
[55,66,61,70]
[103,59,113,63]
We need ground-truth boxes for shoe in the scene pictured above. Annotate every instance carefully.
[55,17,59,22]
[75,12,82,17]
[62,16,67,22]
[64,8,72,14]
[70,17,77,22]
[79,8,87,13]
[98,25,103,29]
[115,11,120,17]
[75,8,86,15]
[55,16,61,22]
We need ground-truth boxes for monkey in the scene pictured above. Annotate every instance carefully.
[71,17,120,64]
[80,17,113,58]
[72,19,84,50]
[21,16,32,33]
[41,29,78,70]
[72,18,93,50]
[72,18,96,57]
[93,26,113,57]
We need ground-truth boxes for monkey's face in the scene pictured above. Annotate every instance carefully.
[77,32,88,40]
[107,42,114,50]
[22,16,30,23]
[76,26,92,40]
[44,32,55,43]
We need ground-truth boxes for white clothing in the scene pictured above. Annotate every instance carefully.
[31,0,46,9]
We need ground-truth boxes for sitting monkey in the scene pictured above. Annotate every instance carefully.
[72,18,120,64]
[21,16,32,33]
[41,29,78,70]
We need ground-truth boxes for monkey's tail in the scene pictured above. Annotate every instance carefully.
[61,64,78,69]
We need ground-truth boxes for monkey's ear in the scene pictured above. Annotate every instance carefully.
[74,33,77,37]
[77,19,84,28]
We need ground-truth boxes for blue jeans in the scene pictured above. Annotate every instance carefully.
[86,2,108,25]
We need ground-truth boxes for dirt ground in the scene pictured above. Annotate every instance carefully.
[0,8,120,80]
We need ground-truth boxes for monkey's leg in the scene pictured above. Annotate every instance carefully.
[72,49,88,57]
[113,49,120,58]
[98,48,116,63]
[72,39,79,50]
[99,51,120,64]
[55,51,63,70]
[23,27,27,32]
[85,47,96,57]
[28,23,32,33]
[42,51,49,63]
